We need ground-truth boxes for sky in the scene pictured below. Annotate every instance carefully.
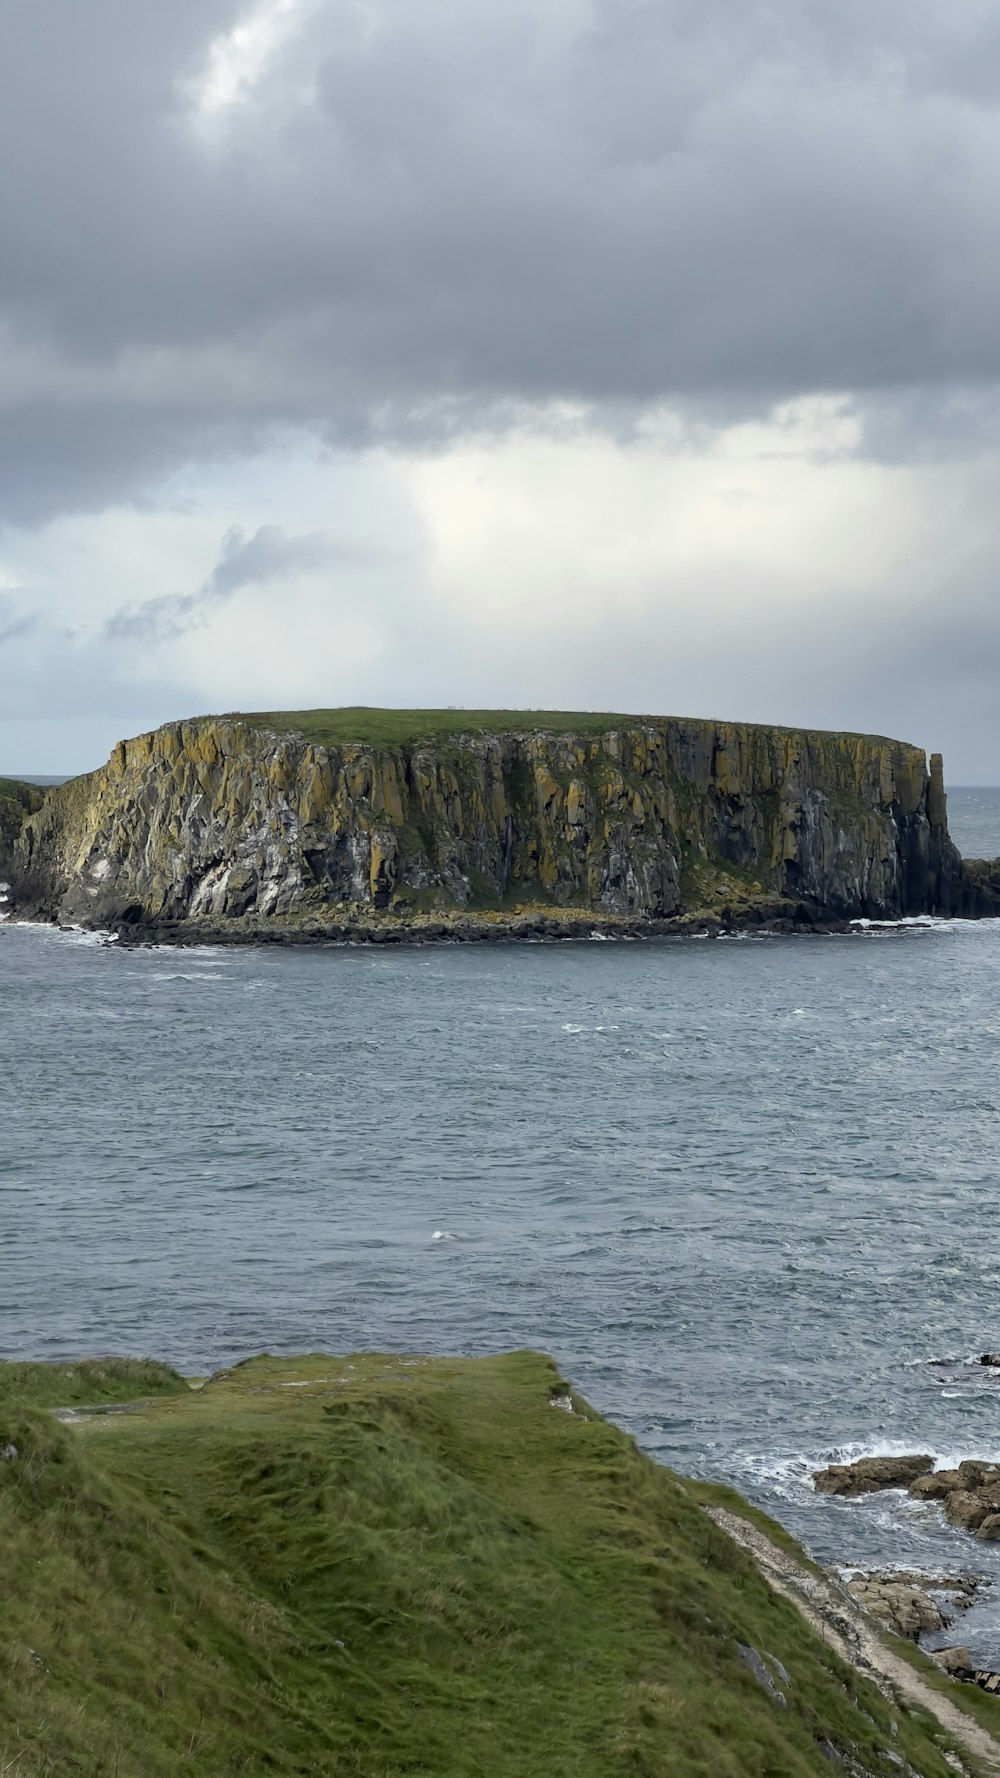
[2,0,1000,778]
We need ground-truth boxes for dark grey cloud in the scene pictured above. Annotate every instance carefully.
[5,0,1000,525]
[105,523,366,640]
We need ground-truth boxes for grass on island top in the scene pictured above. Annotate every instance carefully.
[0,776,40,805]
[213,707,908,752]
[0,1351,982,1778]
[224,707,644,748]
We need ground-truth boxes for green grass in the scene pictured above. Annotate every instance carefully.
[0,1357,188,1410]
[686,1478,828,1572]
[204,708,911,753]
[892,1636,1000,1741]
[219,708,645,748]
[0,1351,976,1777]
[0,777,42,818]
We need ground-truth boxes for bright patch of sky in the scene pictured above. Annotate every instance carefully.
[190,0,316,116]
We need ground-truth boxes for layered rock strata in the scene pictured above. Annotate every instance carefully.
[4,713,967,934]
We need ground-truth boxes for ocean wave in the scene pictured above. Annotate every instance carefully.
[852,915,1000,933]
[149,971,223,984]
[734,1440,1000,1509]
[0,919,118,946]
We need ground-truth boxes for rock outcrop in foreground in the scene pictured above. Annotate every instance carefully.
[2,709,973,937]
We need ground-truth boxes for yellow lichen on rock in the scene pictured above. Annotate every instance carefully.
[5,712,966,931]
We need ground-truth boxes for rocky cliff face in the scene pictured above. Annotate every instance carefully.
[5,713,966,932]
[0,779,42,873]
[957,855,1000,916]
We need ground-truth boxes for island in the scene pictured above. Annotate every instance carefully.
[2,708,996,941]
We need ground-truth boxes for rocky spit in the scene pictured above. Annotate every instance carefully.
[813,1454,1000,1693]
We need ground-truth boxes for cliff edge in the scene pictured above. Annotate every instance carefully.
[0,1350,987,1776]
[3,709,969,935]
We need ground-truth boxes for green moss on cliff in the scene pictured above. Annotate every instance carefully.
[0,1351,977,1777]
[0,777,42,820]
[0,776,43,865]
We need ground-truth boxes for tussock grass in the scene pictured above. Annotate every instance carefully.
[0,1357,188,1409]
[0,1350,974,1776]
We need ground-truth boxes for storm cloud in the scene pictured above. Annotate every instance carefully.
[3,1,1000,777]
[5,0,1000,523]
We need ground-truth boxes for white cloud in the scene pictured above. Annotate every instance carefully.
[397,399,927,640]
[189,0,316,117]
[3,411,1000,779]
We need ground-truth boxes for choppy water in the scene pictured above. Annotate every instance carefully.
[948,785,1000,860]
[5,799,1000,1658]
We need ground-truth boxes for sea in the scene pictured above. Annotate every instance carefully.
[3,785,1000,1657]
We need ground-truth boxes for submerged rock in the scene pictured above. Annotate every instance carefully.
[812,1455,934,1496]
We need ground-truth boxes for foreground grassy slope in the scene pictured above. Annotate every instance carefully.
[0,1352,979,1777]
[0,1356,188,1410]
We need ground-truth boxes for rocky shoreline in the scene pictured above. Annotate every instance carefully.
[840,1567,1000,1695]
[813,1453,1000,1694]
[814,1454,1000,1540]
[8,896,918,949]
[111,900,862,947]
[712,1504,1000,1773]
